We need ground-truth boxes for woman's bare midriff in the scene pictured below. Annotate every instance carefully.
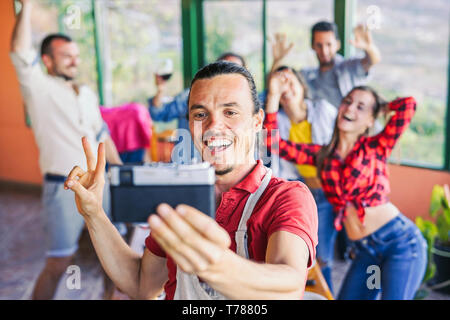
[343,202,400,241]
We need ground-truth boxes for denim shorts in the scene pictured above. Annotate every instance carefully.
[41,175,111,258]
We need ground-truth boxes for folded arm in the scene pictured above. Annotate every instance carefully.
[369,96,417,157]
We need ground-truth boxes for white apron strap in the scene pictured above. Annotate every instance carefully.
[235,168,272,258]
[173,167,272,300]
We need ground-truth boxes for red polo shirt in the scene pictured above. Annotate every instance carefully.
[145,160,318,300]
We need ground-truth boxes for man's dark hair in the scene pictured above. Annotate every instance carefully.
[40,33,73,57]
[311,21,339,46]
[187,61,260,116]
[216,52,246,68]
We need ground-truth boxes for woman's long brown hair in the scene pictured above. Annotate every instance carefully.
[315,86,387,178]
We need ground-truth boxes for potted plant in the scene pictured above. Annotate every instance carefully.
[415,184,450,297]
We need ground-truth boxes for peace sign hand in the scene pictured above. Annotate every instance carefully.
[64,137,106,218]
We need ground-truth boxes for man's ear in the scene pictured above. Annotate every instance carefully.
[254,108,265,133]
[41,54,52,70]
[336,39,341,52]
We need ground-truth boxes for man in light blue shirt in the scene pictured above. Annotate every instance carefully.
[301,21,381,109]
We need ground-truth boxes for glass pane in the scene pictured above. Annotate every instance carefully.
[99,0,183,106]
[357,0,449,167]
[20,0,97,93]
[204,0,264,92]
[266,0,334,71]
[25,1,58,47]
[60,1,98,94]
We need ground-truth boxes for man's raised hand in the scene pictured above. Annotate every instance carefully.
[269,32,294,72]
[349,24,373,51]
[64,137,106,218]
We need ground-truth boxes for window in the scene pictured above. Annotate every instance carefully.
[14,0,98,126]
[26,0,98,93]
[356,0,449,168]
[266,0,333,71]
[96,0,183,106]
[203,0,264,92]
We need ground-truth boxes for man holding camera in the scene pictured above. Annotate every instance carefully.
[65,61,318,299]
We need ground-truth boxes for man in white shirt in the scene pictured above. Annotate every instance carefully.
[10,0,123,299]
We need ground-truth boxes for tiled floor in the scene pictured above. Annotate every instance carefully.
[0,188,449,300]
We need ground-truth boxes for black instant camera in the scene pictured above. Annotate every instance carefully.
[108,162,216,222]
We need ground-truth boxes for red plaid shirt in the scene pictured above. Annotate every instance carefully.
[264,97,417,231]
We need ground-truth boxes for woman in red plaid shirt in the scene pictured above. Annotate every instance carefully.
[264,72,427,300]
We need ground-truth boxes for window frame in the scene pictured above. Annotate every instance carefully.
[17,0,448,171]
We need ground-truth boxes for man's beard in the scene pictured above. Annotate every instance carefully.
[56,73,75,81]
[59,74,73,81]
[54,67,76,81]
[215,166,234,176]
[319,58,335,69]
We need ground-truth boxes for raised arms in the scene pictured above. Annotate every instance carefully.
[10,0,33,53]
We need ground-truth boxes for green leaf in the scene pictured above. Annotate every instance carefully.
[416,217,425,233]
[444,207,450,225]
[424,263,436,282]
[443,185,450,210]
[436,214,450,243]
[430,185,445,217]
[416,217,438,251]
[415,217,425,232]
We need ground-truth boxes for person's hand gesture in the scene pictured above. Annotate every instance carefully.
[265,70,289,114]
[269,33,294,72]
[149,204,231,275]
[64,137,106,218]
[154,74,168,93]
[268,70,289,97]
[349,24,373,51]
[280,70,305,112]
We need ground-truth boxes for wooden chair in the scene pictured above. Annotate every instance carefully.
[148,128,176,162]
[305,262,334,300]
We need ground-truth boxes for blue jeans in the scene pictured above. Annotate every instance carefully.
[310,188,337,294]
[337,213,427,300]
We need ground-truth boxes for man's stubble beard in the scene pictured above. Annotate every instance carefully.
[53,65,76,82]
[215,166,234,176]
[319,57,335,69]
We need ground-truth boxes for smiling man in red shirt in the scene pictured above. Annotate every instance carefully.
[65,61,318,300]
